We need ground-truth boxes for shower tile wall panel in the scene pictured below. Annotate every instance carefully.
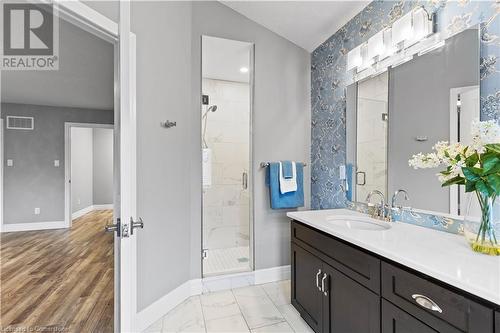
[202,79,250,250]
[311,1,499,210]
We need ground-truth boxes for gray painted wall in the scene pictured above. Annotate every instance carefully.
[71,128,94,213]
[132,1,193,311]
[190,2,311,277]
[90,1,310,312]
[2,20,114,110]
[2,103,113,224]
[93,128,114,205]
[388,29,479,213]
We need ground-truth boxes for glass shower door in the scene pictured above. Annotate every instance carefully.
[201,36,253,277]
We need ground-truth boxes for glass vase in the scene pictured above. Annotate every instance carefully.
[463,192,500,256]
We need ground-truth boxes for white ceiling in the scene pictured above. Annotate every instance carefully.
[2,19,114,110]
[202,36,252,83]
[221,1,369,52]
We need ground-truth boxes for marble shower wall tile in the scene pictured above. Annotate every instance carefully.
[311,1,499,234]
[202,78,251,250]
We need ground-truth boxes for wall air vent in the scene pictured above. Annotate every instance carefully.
[6,116,34,130]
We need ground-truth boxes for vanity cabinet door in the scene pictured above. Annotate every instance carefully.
[495,312,500,332]
[291,243,324,333]
[322,263,380,333]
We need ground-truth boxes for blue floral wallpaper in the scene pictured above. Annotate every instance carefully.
[311,0,500,221]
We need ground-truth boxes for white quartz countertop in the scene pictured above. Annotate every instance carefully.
[287,209,500,306]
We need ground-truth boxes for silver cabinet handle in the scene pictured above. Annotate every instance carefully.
[316,269,322,291]
[411,294,443,313]
[321,273,328,296]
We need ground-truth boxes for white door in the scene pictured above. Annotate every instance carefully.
[117,2,139,332]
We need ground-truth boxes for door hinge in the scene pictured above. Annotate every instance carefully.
[202,249,208,259]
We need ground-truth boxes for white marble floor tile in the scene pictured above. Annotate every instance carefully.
[144,318,163,333]
[277,304,314,333]
[201,290,241,321]
[251,321,294,333]
[236,302,284,330]
[143,280,312,333]
[261,280,291,307]
[162,296,206,333]
[205,314,250,333]
[232,285,268,298]
[233,286,284,329]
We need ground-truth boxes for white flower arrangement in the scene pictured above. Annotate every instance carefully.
[408,120,500,255]
[409,120,500,187]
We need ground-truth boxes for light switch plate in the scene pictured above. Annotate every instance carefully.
[34,208,40,215]
[339,165,346,180]
[7,159,13,167]
[54,160,60,167]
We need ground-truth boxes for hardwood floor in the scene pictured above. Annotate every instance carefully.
[1,210,114,332]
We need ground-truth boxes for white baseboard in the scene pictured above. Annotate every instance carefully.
[136,279,202,332]
[72,205,94,220]
[1,221,66,233]
[72,204,114,220]
[136,265,291,332]
[254,265,291,284]
[93,204,113,210]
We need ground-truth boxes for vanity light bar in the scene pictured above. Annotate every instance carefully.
[347,6,434,75]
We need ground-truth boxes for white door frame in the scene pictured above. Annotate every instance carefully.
[64,122,114,228]
[0,2,137,332]
[0,119,3,231]
[449,85,480,216]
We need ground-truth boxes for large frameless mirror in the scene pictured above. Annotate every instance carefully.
[347,26,480,218]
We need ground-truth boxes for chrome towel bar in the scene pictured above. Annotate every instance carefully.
[260,161,308,168]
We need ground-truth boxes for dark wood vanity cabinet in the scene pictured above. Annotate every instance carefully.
[291,243,379,333]
[291,243,323,332]
[291,220,498,333]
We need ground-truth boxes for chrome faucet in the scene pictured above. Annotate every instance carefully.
[391,189,409,211]
[365,190,386,220]
[390,189,410,221]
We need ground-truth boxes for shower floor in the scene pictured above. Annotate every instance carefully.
[204,246,251,276]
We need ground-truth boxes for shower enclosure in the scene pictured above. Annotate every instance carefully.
[201,36,253,277]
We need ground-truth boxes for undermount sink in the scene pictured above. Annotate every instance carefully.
[325,215,391,231]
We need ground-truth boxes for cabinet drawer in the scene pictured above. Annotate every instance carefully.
[291,221,380,293]
[382,262,493,333]
[382,299,460,333]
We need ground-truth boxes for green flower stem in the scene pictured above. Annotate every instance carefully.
[475,191,498,245]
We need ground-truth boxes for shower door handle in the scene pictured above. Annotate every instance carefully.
[242,172,248,190]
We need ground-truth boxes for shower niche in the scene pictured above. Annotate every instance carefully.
[201,36,253,277]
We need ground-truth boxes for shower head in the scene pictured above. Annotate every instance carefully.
[202,105,218,119]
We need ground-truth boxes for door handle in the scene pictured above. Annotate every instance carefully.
[130,217,144,235]
[321,273,328,296]
[316,269,322,291]
[104,218,121,237]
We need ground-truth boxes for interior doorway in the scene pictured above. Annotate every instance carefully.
[0,5,119,331]
[65,123,115,227]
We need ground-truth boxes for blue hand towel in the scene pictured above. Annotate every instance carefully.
[281,160,293,179]
[346,163,353,201]
[268,162,304,209]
